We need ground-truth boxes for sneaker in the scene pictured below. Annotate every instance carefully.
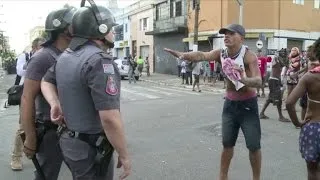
[11,156,23,171]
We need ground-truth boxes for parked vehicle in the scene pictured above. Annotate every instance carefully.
[114,58,139,80]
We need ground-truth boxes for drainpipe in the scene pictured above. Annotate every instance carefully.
[235,0,243,25]
[278,0,281,49]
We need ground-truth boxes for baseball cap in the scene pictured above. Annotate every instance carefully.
[219,24,246,37]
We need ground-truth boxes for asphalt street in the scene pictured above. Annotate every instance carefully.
[0,74,306,180]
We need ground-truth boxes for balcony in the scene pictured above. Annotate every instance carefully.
[146,0,187,35]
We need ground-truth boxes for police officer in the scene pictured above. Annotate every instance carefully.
[21,7,76,180]
[41,3,131,180]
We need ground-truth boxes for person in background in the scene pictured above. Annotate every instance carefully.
[202,61,210,84]
[137,56,144,77]
[209,60,215,83]
[286,38,320,180]
[185,61,193,85]
[259,48,290,123]
[192,62,202,92]
[145,56,150,76]
[286,47,301,101]
[181,60,186,84]
[177,57,182,77]
[10,37,45,171]
[256,50,267,98]
[21,7,76,180]
[128,56,137,84]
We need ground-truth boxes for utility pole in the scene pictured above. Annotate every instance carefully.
[235,0,243,25]
[193,0,200,52]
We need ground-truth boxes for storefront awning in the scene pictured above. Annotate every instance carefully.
[183,32,274,43]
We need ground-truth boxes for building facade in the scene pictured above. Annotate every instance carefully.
[185,0,320,55]
[146,0,188,75]
[114,8,131,58]
[113,0,155,73]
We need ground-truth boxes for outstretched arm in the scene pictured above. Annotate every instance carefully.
[164,48,221,62]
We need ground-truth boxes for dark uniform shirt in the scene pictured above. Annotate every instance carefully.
[25,45,61,121]
[43,43,120,133]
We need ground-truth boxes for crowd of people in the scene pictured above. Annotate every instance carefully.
[165,23,320,180]
[5,1,320,179]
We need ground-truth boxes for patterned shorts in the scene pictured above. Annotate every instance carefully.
[299,122,320,162]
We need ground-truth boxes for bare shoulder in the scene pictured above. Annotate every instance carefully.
[244,49,258,64]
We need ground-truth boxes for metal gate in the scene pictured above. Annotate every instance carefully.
[140,45,149,58]
[287,39,303,51]
[116,48,124,58]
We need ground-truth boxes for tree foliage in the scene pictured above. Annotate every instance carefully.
[40,30,48,39]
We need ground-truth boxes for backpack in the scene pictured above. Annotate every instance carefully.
[133,61,137,68]
[6,85,24,106]
[7,53,29,106]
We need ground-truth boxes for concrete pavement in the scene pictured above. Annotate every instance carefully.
[0,72,307,180]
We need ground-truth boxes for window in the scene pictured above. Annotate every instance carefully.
[175,1,182,16]
[156,2,169,20]
[140,18,149,31]
[314,0,320,8]
[170,0,183,18]
[114,25,123,41]
[293,0,304,5]
[125,24,128,33]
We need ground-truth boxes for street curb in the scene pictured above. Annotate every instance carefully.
[139,79,225,93]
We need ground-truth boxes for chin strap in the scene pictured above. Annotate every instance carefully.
[101,38,114,49]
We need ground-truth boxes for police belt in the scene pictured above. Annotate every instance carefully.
[66,130,108,148]
[36,120,58,130]
[65,129,114,176]
[34,120,58,152]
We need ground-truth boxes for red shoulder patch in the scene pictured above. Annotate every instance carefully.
[106,76,118,95]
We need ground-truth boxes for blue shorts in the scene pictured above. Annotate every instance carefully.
[222,97,261,151]
[299,122,320,162]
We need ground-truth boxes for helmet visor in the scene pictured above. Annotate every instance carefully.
[63,8,77,24]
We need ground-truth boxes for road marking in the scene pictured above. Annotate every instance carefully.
[150,86,201,95]
[132,86,178,96]
[120,94,137,101]
[0,98,8,111]
[121,88,160,99]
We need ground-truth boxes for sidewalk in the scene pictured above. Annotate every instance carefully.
[139,72,226,92]
[0,68,16,108]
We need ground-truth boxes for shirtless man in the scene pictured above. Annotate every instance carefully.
[164,24,262,180]
[286,39,320,180]
[259,48,290,122]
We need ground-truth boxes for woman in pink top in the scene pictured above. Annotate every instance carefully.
[286,47,301,98]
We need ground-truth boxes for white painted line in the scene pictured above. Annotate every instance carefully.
[120,94,137,101]
[1,98,8,111]
[121,88,160,99]
[132,86,178,96]
[151,86,201,95]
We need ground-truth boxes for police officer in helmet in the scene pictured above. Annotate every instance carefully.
[41,2,131,179]
[21,7,76,180]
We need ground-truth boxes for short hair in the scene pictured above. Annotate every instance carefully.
[307,45,316,62]
[312,37,320,61]
[32,37,46,48]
